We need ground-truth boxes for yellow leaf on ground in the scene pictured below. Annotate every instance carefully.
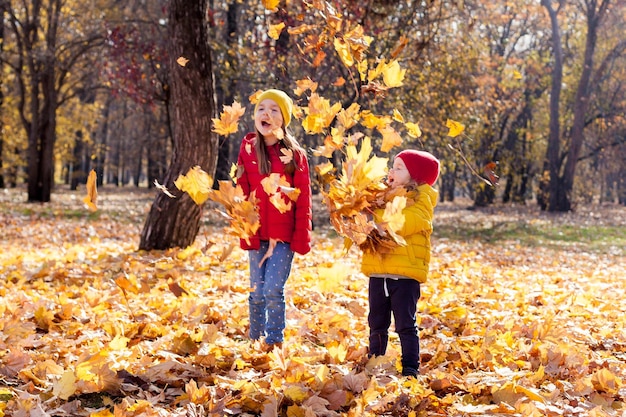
[53,370,77,400]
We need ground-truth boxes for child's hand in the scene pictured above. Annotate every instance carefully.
[258,238,278,267]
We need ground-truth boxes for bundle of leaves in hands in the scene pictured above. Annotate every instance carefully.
[317,137,407,253]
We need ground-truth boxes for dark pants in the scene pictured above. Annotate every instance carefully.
[368,277,421,370]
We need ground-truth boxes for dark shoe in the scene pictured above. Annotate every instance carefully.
[402,367,418,378]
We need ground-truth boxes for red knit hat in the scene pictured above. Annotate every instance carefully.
[396,150,440,186]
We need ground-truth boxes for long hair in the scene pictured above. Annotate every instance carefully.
[254,126,306,176]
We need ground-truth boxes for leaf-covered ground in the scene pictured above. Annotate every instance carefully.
[1,187,625,417]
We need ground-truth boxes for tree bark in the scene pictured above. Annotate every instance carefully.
[139,0,217,250]
[562,0,609,207]
[0,0,4,189]
[541,0,566,211]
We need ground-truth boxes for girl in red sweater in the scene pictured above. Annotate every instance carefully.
[236,89,312,349]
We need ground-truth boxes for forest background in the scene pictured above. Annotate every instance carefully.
[1,0,626,416]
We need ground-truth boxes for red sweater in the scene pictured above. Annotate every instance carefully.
[236,133,312,255]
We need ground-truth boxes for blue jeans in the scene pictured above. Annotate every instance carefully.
[368,277,421,371]
[248,241,294,344]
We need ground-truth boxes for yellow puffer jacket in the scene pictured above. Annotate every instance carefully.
[361,184,438,283]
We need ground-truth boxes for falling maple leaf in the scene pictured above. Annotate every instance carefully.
[392,109,404,123]
[382,60,406,88]
[378,125,403,152]
[261,173,290,195]
[446,119,465,137]
[405,121,422,138]
[334,37,355,67]
[268,22,285,40]
[174,166,213,205]
[212,101,246,136]
[279,148,293,164]
[209,180,260,244]
[302,93,342,134]
[83,169,98,212]
[294,78,318,96]
[176,56,189,67]
[262,0,280,11]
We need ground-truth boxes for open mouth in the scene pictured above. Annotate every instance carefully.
[261,121,272,128]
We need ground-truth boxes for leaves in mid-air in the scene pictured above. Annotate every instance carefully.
[174,166,213,205]
[212,101,246,136]
[446,119,466,137]
[83,169,98,212]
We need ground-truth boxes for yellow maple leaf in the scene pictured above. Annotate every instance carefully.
[378,125,402,153]
[283,384,309,403]
[360,110,389,130]
[336,103,361,130]
[270,192,292,214]
[343,24,372,63]
[294,78,318,96]
[591,368,621,394]
[357,60,368,81]
[176,56,189,67]
[83,169,97,212]
[280,186,301,202]
[392,109,404,123]
[334,37,354,67]
[262,0,280,11]
[446,119,465,137]
[174,166,213,205]
[405,121,422,138]
[367,59,386,83]
[382,60,406,88]
[261,173,289,195]
[53,369,77,400]
[302,93,342,134]
[268,22,285,40]
[185,380,211,404]
[212,101,246,136]
[279,148,293,164]
[209,181,260,244]
[382,196,406,236]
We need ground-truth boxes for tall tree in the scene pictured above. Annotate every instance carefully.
[0,0,5,189]
[139,0,217,250]
[541,0,624,211]
[2,0,104,202]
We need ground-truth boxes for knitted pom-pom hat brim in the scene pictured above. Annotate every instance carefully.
[396,150,440,186]
[254,89,293,127]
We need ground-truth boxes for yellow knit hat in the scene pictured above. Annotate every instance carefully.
[254,89,293,127]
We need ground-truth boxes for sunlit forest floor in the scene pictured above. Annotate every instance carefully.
[1,186,625,417]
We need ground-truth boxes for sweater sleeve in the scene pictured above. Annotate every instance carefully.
[290,150,312,255]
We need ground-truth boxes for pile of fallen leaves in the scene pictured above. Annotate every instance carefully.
[1,187,625,417]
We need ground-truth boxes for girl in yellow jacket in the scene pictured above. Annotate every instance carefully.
[361,149,439,377]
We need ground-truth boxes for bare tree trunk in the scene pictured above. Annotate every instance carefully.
[214,0,240,185]
[139,0,217,250]
[541,0,566,211]
[562,0,609,206]
[0,0,4,189]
